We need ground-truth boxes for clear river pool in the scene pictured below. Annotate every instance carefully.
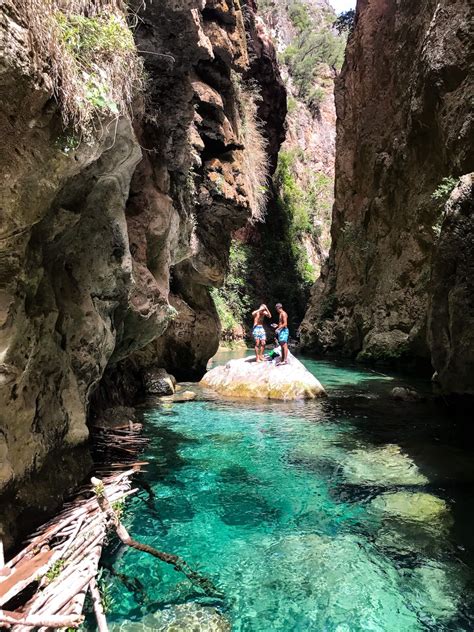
[100,352,474,631]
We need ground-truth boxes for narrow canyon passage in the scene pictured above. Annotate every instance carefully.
[1,0,473,629]
[96,353,474,631]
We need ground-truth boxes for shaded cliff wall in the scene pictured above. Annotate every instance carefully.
[0,0,284,546]
[301,0,474,393]
[214,0,343,339]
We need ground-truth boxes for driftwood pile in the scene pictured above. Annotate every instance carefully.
[0,422,145,631]
[1,420,221,631]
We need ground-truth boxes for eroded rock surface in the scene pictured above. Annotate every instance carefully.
[428,175,474,395]
[201,353,326,399]
[300,0,474,394]
[0,0,284,545]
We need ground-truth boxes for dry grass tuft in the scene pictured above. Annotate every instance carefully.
[236,80,270,223]
[11,0,143,137]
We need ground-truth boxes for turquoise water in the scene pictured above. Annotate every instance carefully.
[103,356,474,631]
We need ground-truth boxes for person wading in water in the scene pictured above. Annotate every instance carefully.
[272,303,289,365]
[252,304,271,362]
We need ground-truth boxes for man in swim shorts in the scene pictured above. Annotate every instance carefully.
[272,303,289,365]
[252,304,271,362]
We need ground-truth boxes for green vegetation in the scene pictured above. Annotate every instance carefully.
[431,177,458,238]
[288,1,311,31]
[276,149,332,249]
[97,569,115,613]
[211,244,251,339]
[334,9,356,35]
[46,558,66,582]
[112,499,125,520]
[432,177,458,201]
[15,0,143,135]
[212,151,333,339]
[280,1,347,112]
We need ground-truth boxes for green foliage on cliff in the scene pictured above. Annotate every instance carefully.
[211,244,251,338]
[334,9,356,35]
[15,0,143,135]
[288,1,311,31]
[212,150,334,340]
[283,30,345,110]
[280,0,347,112]
[276,149,332,249]
[432,177,458,201]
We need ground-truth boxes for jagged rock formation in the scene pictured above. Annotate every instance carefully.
[0,0,284,546]
[301,0,474,394]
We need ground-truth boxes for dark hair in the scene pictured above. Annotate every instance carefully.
[275,303,282,309]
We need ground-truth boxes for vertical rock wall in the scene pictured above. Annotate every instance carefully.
[0,0,285,546]
[301,0,474,393]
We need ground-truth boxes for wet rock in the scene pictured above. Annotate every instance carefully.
[143,368,176,396]
[200,353,326,400]
[109,603,231,632]
[370,491,453,558]
[390,387,422,402]
[159,390,197,403]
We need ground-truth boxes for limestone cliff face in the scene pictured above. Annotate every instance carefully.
[0,0,283,545]
[262,0,337,263]
[301,0,474,393]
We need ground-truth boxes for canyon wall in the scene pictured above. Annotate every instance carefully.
[301,0,474,394]
[0,0,284,546]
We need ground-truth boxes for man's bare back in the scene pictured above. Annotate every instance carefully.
[252,304,271,362]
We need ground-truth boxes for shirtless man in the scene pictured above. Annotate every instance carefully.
[272,303,289,365]
[252,304,271,362]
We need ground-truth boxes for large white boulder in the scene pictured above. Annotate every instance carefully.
[201,353,326,400]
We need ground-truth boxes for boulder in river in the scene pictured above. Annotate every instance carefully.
[143,368,176,396]
[200,353,326,400]
[390,386,423,402]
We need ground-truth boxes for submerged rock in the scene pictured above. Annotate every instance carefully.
[370,491,451,526]
[110,603,230,632]
[371,491,453,557]
[200,354,326,400]
[342,444,428,486]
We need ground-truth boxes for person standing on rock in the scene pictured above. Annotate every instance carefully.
[272,303,289,365]
[252,304,271,362]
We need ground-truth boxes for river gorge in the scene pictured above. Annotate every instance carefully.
[0,0,473,629]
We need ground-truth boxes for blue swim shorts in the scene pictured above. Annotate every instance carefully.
[253,325,266,341]
[278,327,289,343]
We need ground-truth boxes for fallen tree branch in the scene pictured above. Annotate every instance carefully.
[91,477,222,597]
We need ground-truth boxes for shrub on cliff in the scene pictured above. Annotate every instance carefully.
[12,0,143,135]
[211,243,251,339]
[234,77,270,223]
